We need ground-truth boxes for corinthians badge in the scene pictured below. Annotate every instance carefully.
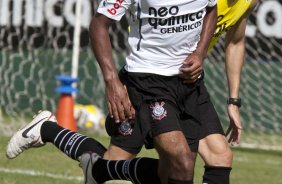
[118,120,133,136]
[150,101,167,120]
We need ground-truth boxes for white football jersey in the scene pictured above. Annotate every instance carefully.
[97,0,217,76]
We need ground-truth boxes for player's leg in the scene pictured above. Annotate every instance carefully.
[79,100,198,184]
[102,115,141,160]
[6,110,106,160]
[80,152,161,184]
[88,115,162,184]
[199,134,232,167]
[6,110,161,184]
[149,100,197,184]
[199,134,232,184]
[197,80,233,184]
[79,115,161,184]
[78,131,196,184]
[41,120,106,160]
[103,144,136,160]
[154,131,197,184]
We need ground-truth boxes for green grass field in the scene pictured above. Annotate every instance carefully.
[1,133,281,184]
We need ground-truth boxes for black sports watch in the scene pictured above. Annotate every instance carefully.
[227,98,241,108]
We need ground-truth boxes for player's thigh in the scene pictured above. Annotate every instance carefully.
[103,144,137,160]
[154,130,197,165]
[148,100,189,151]
[198,134,233,166]
[148,100,196,164]
[104,115,143,159]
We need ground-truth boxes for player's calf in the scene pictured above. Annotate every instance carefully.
[39,118,107,160]
[6,110,106,161]
[79,152,161,184]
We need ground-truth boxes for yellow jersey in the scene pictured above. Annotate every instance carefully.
[209,0,252,49]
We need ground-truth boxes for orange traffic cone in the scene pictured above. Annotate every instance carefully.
[55,75,79,131]
[56,94,77,131]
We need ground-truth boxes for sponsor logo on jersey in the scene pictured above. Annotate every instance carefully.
[150,101,167,120]
[148,6,204,34]
[107,0,123,15]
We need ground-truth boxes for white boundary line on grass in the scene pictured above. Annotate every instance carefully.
[0,167,83,181]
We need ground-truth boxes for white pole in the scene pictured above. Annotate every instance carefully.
[71,0,82,98]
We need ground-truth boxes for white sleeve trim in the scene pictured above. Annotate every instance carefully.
[207,0,217,7]
[97,0,132,21]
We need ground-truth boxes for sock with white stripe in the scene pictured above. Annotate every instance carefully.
[92,157,161,184]
[41,121,106,160]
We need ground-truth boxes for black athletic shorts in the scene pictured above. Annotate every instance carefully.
[106,68,224,154]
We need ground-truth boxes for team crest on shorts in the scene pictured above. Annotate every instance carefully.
[118,120,133,136]
[150,101,167,120]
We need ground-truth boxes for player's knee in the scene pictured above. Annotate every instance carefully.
[216,147,232,166]
[103,145,136,160]
[168,147,196,178]
[200,135,233,167]
[171,154,195,179]
[207,145,233,166]
[173,153,195,170]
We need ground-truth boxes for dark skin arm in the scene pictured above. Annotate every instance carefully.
[89,13,135,122]
[179,5,217,83]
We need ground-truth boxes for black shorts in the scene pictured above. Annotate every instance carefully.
[106,68,224,154]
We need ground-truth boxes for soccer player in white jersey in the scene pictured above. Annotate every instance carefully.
[6,0,258,184]
[88,0,217,183]
[7,0,217,184]
[89,0,259,183]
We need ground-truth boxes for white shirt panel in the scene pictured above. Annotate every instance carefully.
[97,0,214,76]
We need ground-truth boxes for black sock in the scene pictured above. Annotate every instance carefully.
[168,178,193,184]
[41,121,106,160]
[92,157,161,184]
[202,166,232,184]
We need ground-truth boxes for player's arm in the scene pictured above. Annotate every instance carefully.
[89,14,116,84]
[89,13,135,122]
[225,0,258,144]
[194,5,218,60]
[180,4,217,83]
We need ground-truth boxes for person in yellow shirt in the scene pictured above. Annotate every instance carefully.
[7,0,259,184]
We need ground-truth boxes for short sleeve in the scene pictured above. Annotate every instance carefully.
[97,0,133,21]
[207,0,217,7]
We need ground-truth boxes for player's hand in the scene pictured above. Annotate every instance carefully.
[179,52,204,83]
[225,104,242,145]
[105,79,135,123]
